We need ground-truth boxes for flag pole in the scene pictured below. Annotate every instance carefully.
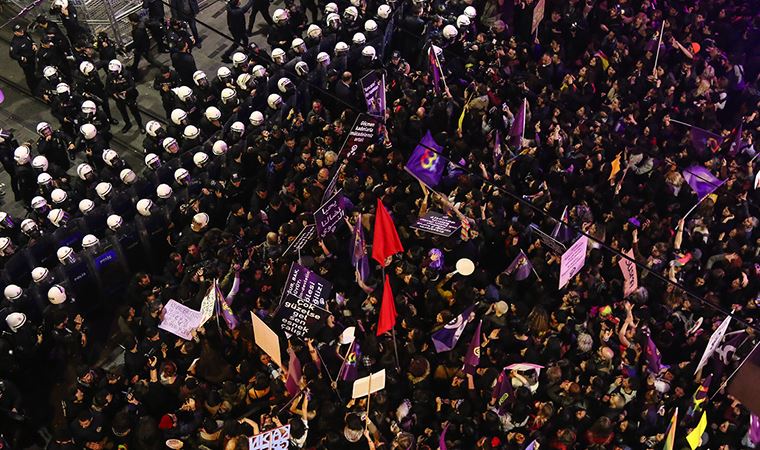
[521,99,527,144]
[365,374,373,430]
[652,18,666,78]
[710,340,760,401]
[433,47,449,93]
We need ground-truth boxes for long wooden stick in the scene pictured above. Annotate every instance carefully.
[652,19,666,77]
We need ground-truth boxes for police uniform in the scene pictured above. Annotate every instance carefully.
[37,130,73,171]
[9,26,38,92]
[105,69,143,132]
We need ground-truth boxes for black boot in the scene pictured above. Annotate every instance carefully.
[121,122,132,133]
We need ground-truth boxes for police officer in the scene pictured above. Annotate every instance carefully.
[105,59,144,134]
[106,214,147,272]
[143,120,167,155]
[128,13,162,81]
[36,122,74,171]
[0,130,20,200]
[170,40,198,86]
[74,61,117,125]
[77,100,113,142]
[35,35,70,82]
[247,0,273,34]
[75,125,108,170]
[50,0,89,44]
[9,24,38,92]
[32,15,71,57]
[192,70,218,109]
[267,9,294,50]
[170,0,201,46]
[153,65,181,118]
[50,82,81,137]
[222,0,254,64]
[12,146,36,206]
[142,0,168,52]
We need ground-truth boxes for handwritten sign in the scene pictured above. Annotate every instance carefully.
[276,293,327,338]
[280,262,332,307]
[159,300,203,340]
[249,424,290,450]
[529,223,566,254]
[283,224,316,257]
[618,249,638,297]
[251,312,282,368]
[411,211,461,237]
[352,369,387,398]
[199,280,217,325]
[558,235,588,289]
[314,190,346,238]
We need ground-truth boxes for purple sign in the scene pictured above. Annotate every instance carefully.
[283,224,316,257]
[411,211,460,237]
[280,262,333,307]
[276,292,328,338]
[314,190,346,238]
[360,71,386,119]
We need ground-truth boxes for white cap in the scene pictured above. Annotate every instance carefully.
[324,2,338,14]
[456,14,470,28]
[55,82,70,95]
[82,234,99,249]
[273,8,288,23]
[464,5,476,19]
[295,61,309,76]
[47,284,67,305]
[107,214,123,230]
[212,140,228,156]
[36,121,51,135]
[272,48,286,63]
[144,153,160,169]
[120,168,137,184]
[136,199,153,216]
[20,219,38,234]
[317,52,330,63]
[43,66,58,79]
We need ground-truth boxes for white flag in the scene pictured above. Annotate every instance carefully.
[695,315,732,375]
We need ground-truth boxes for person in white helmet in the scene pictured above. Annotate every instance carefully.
[200,106,223,136]
[153,65,181,118]
[267,9,294,49]
[191,69,216,108]
[221,0,254,64]
[105,59,145,134]
[35,122,73,171]
[12,145,37,205]
[74,60,118,125]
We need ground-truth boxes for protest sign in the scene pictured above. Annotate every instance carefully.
[199,280,217,325]
[531,0,545,35]
[282,224,316,258]
[159,300,203,340]
[529,223,566,254]
[338,114,381,160]
[558,235,588,289]
[249,424,291,450]
[314,190,346,238]
[352,369,387,398]
[411,211,461,237]
[276,293,328,338]
[618,249,638,297]
[251,312,282,368]
[360,70,386,119]
[281,262,333,307]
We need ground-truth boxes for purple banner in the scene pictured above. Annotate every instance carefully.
[314,190,346,238]
[360,71,386,119]
[280,262,333,307]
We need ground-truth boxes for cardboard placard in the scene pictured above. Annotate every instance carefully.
[251,312,282,368]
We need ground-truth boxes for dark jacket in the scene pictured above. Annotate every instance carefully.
[170,0,199,18]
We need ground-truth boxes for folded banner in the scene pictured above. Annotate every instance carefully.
[405,130,444,188]
[280,262,333,307]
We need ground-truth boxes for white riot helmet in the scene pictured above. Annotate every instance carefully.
[324,2,338,14]
[326,13,341,28]
[344,6,358,21]
[47,208,69,227]
[377,4,391,19]
[192,70,207,85]
[37,172,53,186]
[232,52,247,66]
[193,152,209,168]
[120,168,137,185]
[32,155,49,171]
[443,24,458,39]
[55,83,70,95]
[212,140,228,156]
[170,108,188,125]
[3,284,22,301]
[0,237,13,256]
[230,121,245,134]
[251,65,267,79]
[106,214,123,231]
[36,121,52,137]
[82,234,99,249]
[144,153,161,170]
[146,120,163,137]
[217,66,232,80]
[31,196,49,213]
[14,145,30,164]
[272,8,288,23]
[56,246,73,263]
[464,5,476,19]
[156,184,173,199]
[192,212,210,230]
[291,38,305,51]
[32,267,49,283]
[295,61,309,76]
[52,0,68,9]
[174,168,190,184]
[271,48,286,64]
[80,123,97,139]
[5,312,26,332]
[249,111,264,126]
[43,66,58,80]
[456,14,470,28]
[162,137,179,153]
[221,88,236,103]
[51,188,68,204]
[78,198,95,214]
[365,19,378,32]
[102,149,120,166]
[267,93,283,109]
[108,59,122,73]
[20,219,39,236]
[173,85,194,102]
[183,125,200,140]
[352,33,366,45]
[79,60,95,76]
[362,46,376,59]
[236,73,252,90]
[77,163,94,180]
[136,199,154,216]
[47,284,66,305]
[277,77,292,93]
[205,106,221,121]
[317,52,330,65]
[307,24,322,39]
[95,182,113,200]
[81,100,97,114]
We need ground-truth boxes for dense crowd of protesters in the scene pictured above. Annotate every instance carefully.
[2,0,760,448]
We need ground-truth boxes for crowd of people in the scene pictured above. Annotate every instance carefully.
[2,0,760,448]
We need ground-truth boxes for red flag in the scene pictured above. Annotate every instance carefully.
[372,199,403,266]
[376,275,397,336]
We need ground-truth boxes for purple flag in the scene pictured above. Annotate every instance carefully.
[711,331,746,381]
[690,126,724,156]
[286,347,302,397]
[492,368,515,414]
[646,334,669,374]
[463,320,482,374]
[217,281,238,330]
[428,46,442,94]
[350,214,370,282]
[431,305,475,353]
[438,423,449,450]
[551,206,576,243]
[728,123,744,158]
[750,414,760,444]
[339,340,361,381]
[524,440,537,450]
[509,99,526,150]
[493,130,503,169]
[405,130,444,188]
[504,250,532,281]
[682,165,724,200]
